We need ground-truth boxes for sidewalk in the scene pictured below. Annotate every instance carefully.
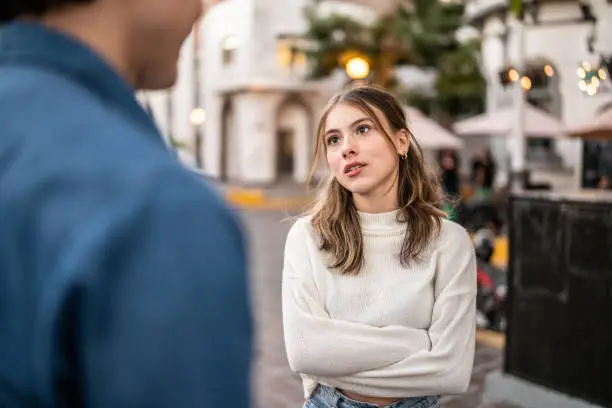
[218,180,315,211]
[221,181,509,269]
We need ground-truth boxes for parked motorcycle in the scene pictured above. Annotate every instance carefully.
[473,228,507,332]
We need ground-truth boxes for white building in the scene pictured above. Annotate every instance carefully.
[138,0,386,184]
[201,0,403,185]
[139,0,612,189]
[465,0,612,187]
[140,0,431,185]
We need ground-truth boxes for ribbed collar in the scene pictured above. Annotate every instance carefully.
[358,209,405,234]
[0,21,162,140]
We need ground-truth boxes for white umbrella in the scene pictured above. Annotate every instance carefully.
[568,108,612,140]
[453,104,567,139]
[404,106,464,150]
[328,0,404,14]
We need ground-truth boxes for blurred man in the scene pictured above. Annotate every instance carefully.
[0,1,253,407]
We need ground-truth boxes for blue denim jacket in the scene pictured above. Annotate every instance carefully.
[0,21,252,408]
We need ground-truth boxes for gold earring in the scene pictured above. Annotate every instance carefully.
[400,152,407,160]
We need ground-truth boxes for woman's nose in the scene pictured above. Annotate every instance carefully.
[341,136,357,159]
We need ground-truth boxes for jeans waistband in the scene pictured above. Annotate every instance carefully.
[309,384,440,408]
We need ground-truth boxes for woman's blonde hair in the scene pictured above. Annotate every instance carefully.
[305,86,446,275]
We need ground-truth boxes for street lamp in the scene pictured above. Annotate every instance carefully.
[345,56,370,80]
[191,107,205,168]
[190,107,206,126]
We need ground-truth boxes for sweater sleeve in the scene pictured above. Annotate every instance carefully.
[319,223,477,397]
[282,220,431,377]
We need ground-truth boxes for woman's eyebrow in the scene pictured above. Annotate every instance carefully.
[324,117,371,136]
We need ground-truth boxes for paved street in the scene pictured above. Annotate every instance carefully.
[240,209,518,408]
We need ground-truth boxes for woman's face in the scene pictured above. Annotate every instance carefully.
[442,154,455,170]
[323,103,408,206]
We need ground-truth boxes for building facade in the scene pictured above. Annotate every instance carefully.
[139,0,387,185]
[201,0,391,185]
[137,0,612,188]
[466,0,612,187]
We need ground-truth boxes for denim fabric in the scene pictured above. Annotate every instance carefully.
[304,385,440,408]
[0,21,252,408]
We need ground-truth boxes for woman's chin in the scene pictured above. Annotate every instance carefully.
[341,180,375,196]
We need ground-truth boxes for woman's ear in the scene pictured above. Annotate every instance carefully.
[396,129,410,156]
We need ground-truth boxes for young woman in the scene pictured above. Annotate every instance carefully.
[282,86,477,408]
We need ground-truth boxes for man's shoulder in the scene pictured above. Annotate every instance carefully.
[0,65,152,149]
[143,165,236,218]
[0,65,102,115]
[0,66,235,230]
[70,163,241,258]
[0,65,172,181]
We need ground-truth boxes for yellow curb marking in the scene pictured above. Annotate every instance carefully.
[225,188,265,206]
[491,237,508,268]
[476,329,505,350]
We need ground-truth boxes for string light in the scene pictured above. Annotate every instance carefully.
[509,68,520,82]
[520,76,532,91]
[598,68,607,81]
[500,64,554,91]
[577,61,608,96]
[544,64,554,77]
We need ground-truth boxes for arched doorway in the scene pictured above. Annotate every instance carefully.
[277,127,294,177]
[275,97,312,183]
[220,98,237,181]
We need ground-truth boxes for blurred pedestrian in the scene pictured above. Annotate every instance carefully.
[0,1,253,407]
[596,174,610,189]
[282,86,476,408]
[471,147,496,190]
[439,149,461,198]
[438,149,461,222]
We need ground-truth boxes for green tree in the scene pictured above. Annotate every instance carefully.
[407,39,486,125]
[303,0,486,121]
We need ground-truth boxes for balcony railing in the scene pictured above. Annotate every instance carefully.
[464,0,507,23]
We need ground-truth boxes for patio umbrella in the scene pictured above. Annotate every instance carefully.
[453,104,568,139]
[404,106,464,150]
[568,108,612,140]
[328,0,404,14]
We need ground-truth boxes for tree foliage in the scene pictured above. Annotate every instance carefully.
[303,0,486,121]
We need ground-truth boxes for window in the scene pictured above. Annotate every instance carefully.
[524,64,560,154]
[221,35,238,66]
[276,36,309,72]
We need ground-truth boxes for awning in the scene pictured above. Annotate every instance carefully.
[405,106,464,150]
[453,104,568,139]
[568,108,612,140]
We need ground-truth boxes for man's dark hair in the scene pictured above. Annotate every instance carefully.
[1,0,94,23]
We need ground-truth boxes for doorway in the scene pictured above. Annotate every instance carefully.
[276,128,295,178]
[275,97,311,182]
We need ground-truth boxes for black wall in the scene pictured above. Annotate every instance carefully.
[505,194,612,407]
[582,140,612,188]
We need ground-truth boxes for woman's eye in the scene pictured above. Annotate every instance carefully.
[357,125,371,134]
[326,135,339,145]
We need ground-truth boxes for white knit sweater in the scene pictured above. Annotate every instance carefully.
[281,210,477,399]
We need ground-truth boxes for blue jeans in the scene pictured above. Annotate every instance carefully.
[304,384,440,408]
